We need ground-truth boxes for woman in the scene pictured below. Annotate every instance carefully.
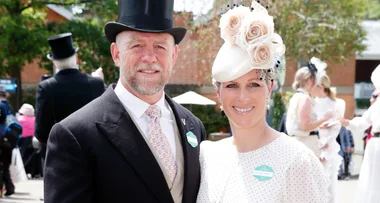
[285,57,333,157]
[313,74,345,203]
[196,2,328,202]
[340,64,380,203]
[17,103,35,160]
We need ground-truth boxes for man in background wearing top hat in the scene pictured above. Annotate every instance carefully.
[43,0,206,202]
[34,33,105,169]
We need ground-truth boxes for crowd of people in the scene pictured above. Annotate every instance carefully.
[0,0,379,202]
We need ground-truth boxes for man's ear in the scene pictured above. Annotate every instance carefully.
[110,42,120,66]
[172,45,178,66]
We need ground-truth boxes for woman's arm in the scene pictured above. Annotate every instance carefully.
[298,96,329,132]
[284,151,328,203]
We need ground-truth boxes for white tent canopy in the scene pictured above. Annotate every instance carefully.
[172,91,216,105]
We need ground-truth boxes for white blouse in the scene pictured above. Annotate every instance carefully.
[196,134,328,203]
[286,89,318,137]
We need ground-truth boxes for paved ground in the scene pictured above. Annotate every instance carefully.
[0,179,43,203]
[0,178,360,203]
[0,153,365,203]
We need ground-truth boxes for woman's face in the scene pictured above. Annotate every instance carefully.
[217,70,273,129]
[305,77,316,92]
[310,84,324,97]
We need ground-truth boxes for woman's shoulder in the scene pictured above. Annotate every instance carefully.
[199,138,234,159]
[200,137,233,151]
[278,134,317,157]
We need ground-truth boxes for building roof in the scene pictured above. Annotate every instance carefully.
[46,4,74,20]
[357,20,380,60]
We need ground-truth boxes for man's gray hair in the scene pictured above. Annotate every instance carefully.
[53,54,78,70]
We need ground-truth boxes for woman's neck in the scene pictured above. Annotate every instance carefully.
[231,117,278,153]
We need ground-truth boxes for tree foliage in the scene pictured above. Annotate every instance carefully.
[206,0,368,64]
[0,0,118,108]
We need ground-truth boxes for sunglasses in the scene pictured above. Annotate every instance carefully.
[372,94,378,99]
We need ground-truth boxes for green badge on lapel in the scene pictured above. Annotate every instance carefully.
[186,131,198,148]
[253,165,274,181]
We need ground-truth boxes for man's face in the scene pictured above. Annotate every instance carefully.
[111,31,178,97]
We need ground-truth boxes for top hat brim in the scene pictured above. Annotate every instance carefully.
[105,22,187,44]
[47,47,79,60]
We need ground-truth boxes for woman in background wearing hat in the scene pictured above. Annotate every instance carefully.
[286,57,334,157]
[340,64,380,203]
[313,73,346,203]
[196,2,327,202]
[17,104,35,166]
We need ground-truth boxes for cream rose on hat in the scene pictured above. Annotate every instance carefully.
[212,1,285,82]
[219,6,250,44]
[237,12,274,48]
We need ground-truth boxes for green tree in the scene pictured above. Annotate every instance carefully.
[202,0,367,65]
[0,0,117,108]
[272,92,286,130]
[365,0,380,19]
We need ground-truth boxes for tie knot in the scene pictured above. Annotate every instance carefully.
[146,105,161,119]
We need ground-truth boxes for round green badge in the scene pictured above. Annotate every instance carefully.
[253,165,274,181]
[186,131,198,147]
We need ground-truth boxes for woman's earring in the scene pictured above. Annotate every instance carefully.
[220,106,226,117]
[266,98,270,115]
[221,110,226,117]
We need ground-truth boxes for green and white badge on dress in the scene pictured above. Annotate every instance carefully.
[186,131,198,147]
[253,165,274,181]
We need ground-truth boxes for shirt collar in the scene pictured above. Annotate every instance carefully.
[114,80,166,119]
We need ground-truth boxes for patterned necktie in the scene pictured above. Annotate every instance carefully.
[146,105,177,182]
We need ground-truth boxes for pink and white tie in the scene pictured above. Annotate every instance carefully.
[146,105,177,182]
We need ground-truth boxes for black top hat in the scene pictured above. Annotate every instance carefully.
[104,0,187,44]
[47,33,79,60]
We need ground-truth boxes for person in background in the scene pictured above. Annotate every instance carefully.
[17,103,36,176]
[336,126,351,180]
[344,129,355,179]
[340,64,380,203]
[0,85,15,196]
[313,72,344,203]
[34,32,105,168]
[286,57,334,157]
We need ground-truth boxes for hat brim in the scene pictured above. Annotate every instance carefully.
[104,22,187,44]
[47,47,79,60]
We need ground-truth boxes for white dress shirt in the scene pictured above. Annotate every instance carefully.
[114,80,177,157]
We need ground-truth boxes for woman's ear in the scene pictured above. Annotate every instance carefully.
[216,88,221,99]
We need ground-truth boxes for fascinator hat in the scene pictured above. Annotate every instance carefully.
[212,1,286,83]
[307,57,328,85]
[371,64,380,90]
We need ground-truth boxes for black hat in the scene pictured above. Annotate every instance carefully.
[47,33,79,60]
[104,0,187,44]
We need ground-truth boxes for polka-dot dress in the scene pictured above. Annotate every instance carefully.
[196,134,328,203]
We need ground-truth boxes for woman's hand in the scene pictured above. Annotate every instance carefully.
[337,116,349,127]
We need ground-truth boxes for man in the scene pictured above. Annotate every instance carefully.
[34,33,105,164]
[0,85,15,196]
[44,0,206,203]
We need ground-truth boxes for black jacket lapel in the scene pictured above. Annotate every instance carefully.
[96,87,174,203]
[165,95,203,203]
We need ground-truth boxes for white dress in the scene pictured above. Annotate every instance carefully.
[286,89,320,156]
[314,97,345,203]
[347,99,380,203]
[196,134,328,203]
